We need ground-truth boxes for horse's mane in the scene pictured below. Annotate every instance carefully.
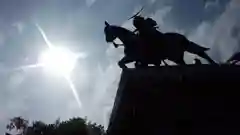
[111,25,136,37]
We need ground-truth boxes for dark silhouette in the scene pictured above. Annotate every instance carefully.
[104,21,164,68]
[6,117,105,135]
[194,58,202,65]
[104,21,216,68]
[226,52,240,65]
[6,117,28,135]
[132,15,217,65]
[107,66,240,135]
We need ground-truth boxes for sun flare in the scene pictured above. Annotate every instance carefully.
[17,23,84,109]
[38,47,78,76]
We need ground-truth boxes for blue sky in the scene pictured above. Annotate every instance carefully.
[1,0,239,133]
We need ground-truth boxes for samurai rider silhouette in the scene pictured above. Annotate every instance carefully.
[131,15,166,66]
[129,7,217,65]
[112,7,168,66]
[104,8,216,69]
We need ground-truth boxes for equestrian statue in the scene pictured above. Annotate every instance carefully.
[104,8,217,69]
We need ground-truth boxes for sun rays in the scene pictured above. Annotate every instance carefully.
[38,47,78,76]
[17,24,84,109]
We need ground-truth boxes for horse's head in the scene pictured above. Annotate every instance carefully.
[104,21,118,43]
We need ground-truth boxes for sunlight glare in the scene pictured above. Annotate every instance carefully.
[38,47,78,76]
[65,76,82,108]
[34,23,83,109]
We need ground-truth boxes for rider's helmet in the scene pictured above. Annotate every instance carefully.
[133,16,158,31]
[133,16,145,30]
[145,18,158,28]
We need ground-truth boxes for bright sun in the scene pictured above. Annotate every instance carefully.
[19,24,84,109]
[38,47,78,76]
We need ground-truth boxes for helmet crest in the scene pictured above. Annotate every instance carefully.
[128,6,144,20]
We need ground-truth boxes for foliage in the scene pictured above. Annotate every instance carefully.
[6,117,105,135]
[6,117,29,131]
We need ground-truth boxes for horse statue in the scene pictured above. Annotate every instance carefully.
[104,21,216,69]
[131,14,217,65]
[104,21,164,68]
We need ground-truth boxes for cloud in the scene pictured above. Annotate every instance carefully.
[150,6,172,25]
[149,0,156,4]
[231,25,240,38]
[188,0,240,62]
[150,6,174,32]
[205,0,220,9]
[78,44,123,126]
[86,0,97,7]
[12,22,25,34]
[0,33,5,47]
[7,71,25,91]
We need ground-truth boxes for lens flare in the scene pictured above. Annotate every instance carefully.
[35,24,53,48]
[38,47,78,76]
[65,76,82,108]
[31,23,83,109]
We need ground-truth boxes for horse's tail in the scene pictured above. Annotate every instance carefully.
[187,41,218,64]
[186,41,210,54]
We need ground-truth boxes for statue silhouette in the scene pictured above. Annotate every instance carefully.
[226,52,240,65]
[104,21,164,68]
[133,16,158,32]
[132,15,217,65]
[194,58,202,65]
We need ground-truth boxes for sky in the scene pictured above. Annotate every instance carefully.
[0,0,239,133]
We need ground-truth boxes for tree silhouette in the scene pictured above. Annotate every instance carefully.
[6,117,28,135]
[6,117,105,135]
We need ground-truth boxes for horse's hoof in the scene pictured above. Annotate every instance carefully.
[135,64,148,69]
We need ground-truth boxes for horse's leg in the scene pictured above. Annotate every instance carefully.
[153,57,163,67]
[162,60,168,66]
[118,56,134,69]
[169,53,186,65]
[197,52,217,65]
[153,60,165,67]
[167,49,186,65]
